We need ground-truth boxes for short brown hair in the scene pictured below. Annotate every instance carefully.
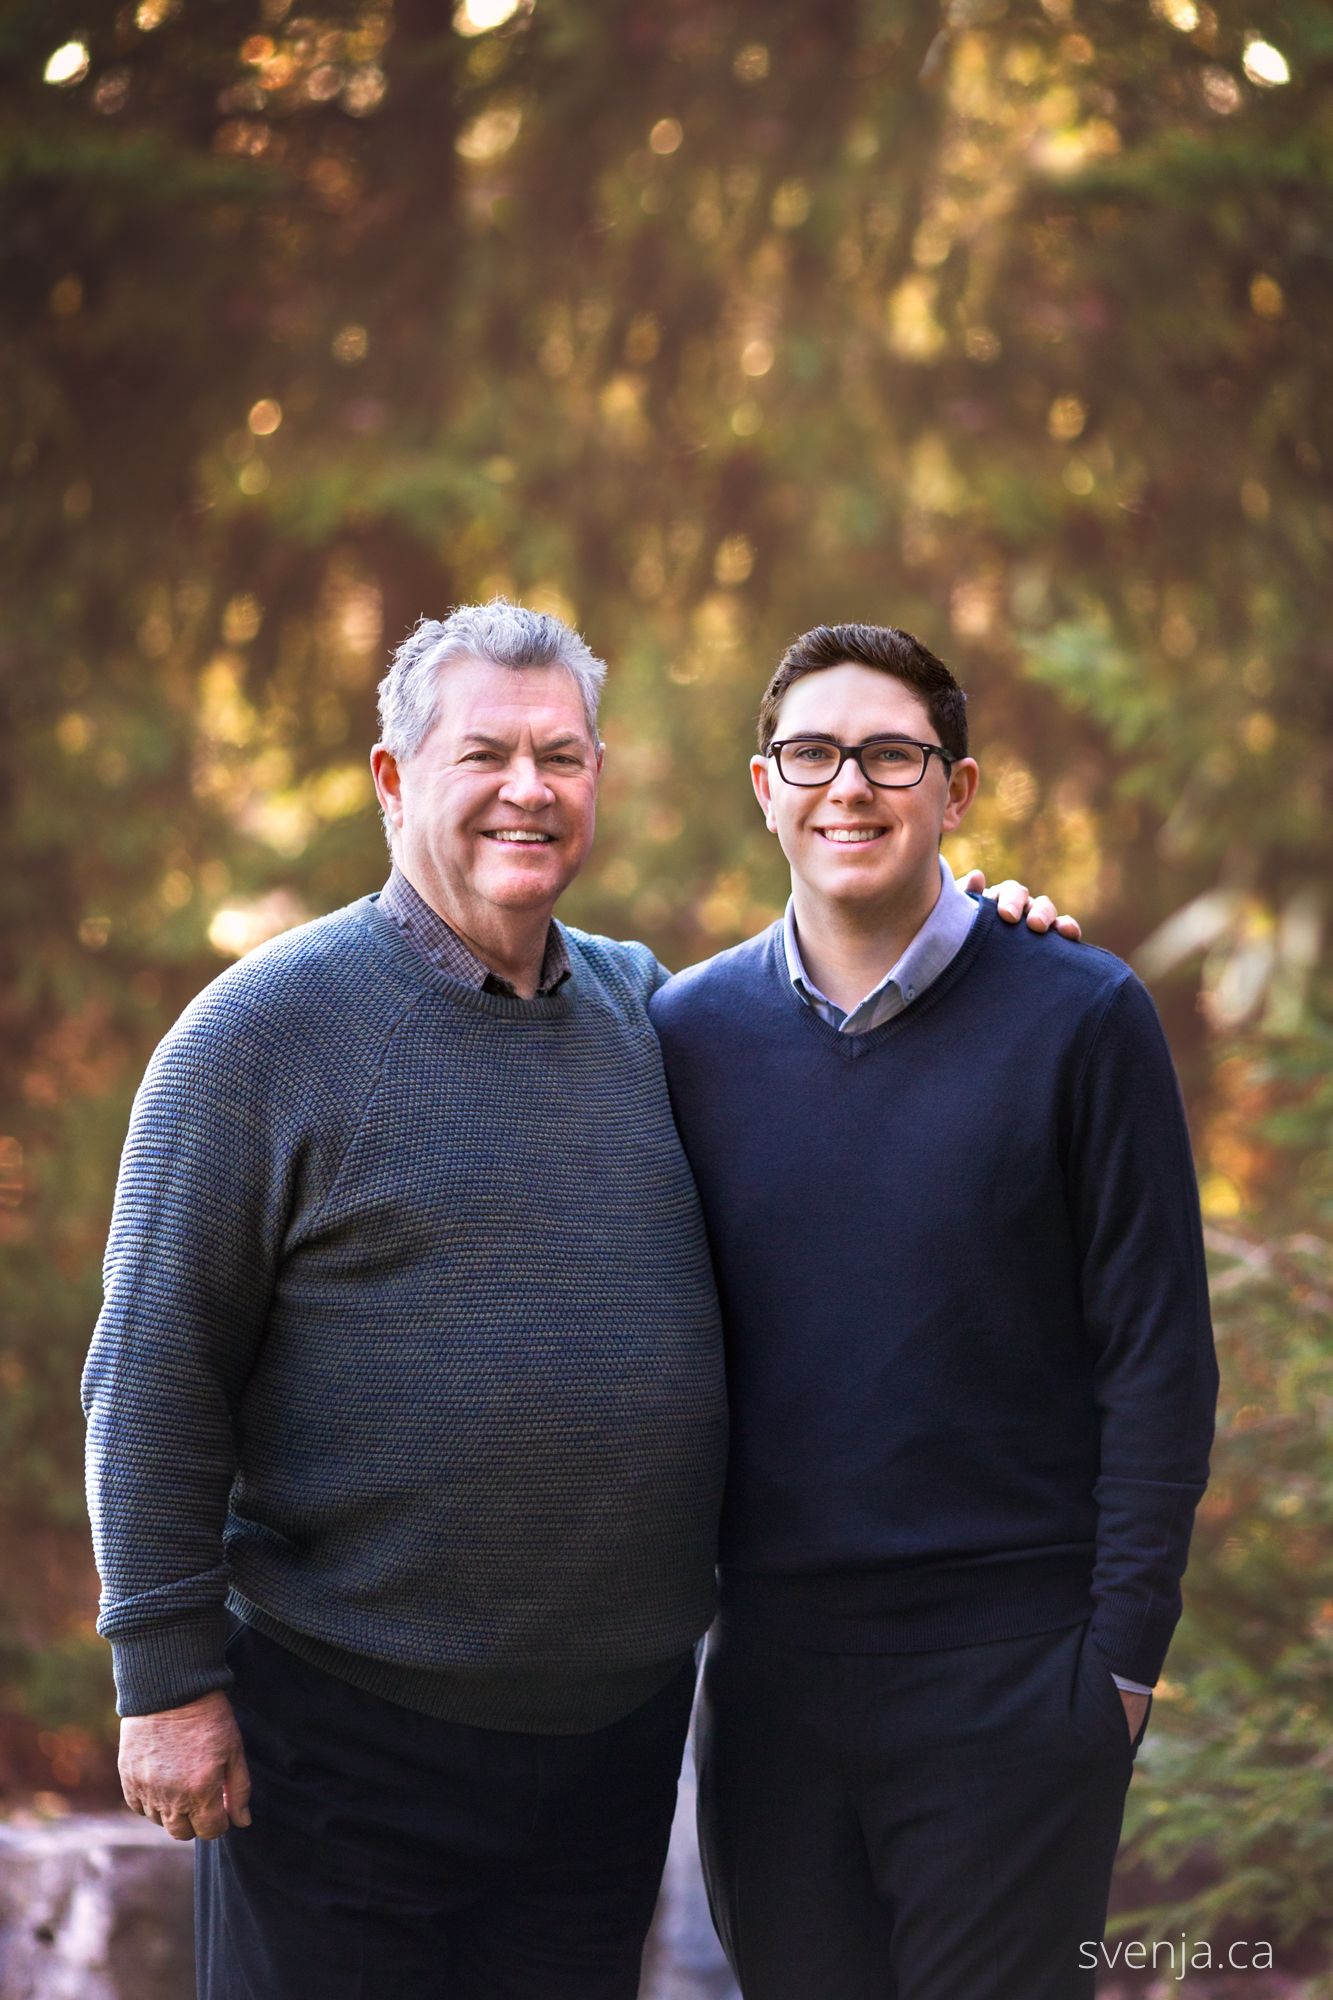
[757,623,968,761]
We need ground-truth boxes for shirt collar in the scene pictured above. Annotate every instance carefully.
[379,866,571,998]
[783,855,978,1031]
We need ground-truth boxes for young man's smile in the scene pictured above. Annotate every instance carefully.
[813,823,889,844]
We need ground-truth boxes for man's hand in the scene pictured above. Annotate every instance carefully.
[961,870,1082,941]
[1119,1687,1150,1744]
[119,1689,252,1841]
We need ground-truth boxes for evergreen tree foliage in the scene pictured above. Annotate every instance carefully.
[1,0,1328,1947]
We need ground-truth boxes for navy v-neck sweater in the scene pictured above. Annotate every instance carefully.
[650,901,1217,1687]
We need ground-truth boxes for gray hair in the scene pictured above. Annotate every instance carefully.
[376,598,607,764]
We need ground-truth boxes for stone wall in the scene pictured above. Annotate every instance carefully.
[0,1814,194,2000]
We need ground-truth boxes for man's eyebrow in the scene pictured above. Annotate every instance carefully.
[457,730,589,751]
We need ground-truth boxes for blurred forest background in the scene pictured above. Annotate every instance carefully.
[2,0,1330,1973]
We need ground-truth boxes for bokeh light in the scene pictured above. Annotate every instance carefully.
[1242,39,1290,87]
[44,41,89,85]
[453,0,523,37]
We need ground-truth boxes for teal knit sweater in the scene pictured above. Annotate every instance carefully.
[83,896,727,1732]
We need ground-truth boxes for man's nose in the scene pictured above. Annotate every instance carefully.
[827,751,874,805]
[499,759,555,809]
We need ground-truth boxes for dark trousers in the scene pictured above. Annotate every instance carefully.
[697,1617,1147,2000]
[196,1622,696,2000]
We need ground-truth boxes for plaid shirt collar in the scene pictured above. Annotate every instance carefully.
[378,866,571,998]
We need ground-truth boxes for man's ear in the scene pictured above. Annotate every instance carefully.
[370,744,405,836]
[750,753,778,832]
[941,757,979,833]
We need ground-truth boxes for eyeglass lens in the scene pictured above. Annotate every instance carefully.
[776,741,928,787]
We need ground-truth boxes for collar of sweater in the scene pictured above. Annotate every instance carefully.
[360,894,578,1023]
[769,894,999,1055]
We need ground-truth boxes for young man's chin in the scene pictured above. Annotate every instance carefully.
[802,857,904,902]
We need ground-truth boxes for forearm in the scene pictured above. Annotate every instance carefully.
[83,1014,283,1713]
[85,1410,238,1714]
[84,1286,254,1712]
[1088,1462,1210,1683]
[1086,1223,1216,1681]
[1070,976,1219,1683]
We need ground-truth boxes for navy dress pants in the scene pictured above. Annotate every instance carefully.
[697,1617,1148,2000]
[195,1622,695,2000]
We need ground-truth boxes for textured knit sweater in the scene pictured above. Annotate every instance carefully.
[83,896,727,1731]
[649,903,1217,1688]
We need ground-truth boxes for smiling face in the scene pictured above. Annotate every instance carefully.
[751,662,978,921]
[372,655,603,938]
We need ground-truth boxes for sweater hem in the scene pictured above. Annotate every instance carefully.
[230,1594,696,1735]
[717,1549,1094,1654]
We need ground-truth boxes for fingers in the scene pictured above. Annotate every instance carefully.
[989,878,1031,924]
[997,887,1084,939]
[1026,900,1082,940]
[188,1793,234,1841]
[959,868,986,895]
[224,1744,253,1829]
[133,1792,233,1840]
[121,1767,240,1841]
[975,880,1084,939]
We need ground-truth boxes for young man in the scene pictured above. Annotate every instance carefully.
[650,623,1218,2000]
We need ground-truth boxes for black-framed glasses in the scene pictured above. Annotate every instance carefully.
[767,736,955,789]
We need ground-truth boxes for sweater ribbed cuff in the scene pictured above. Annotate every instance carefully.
[110,1611,235,1718]
[1089,1590,1177,1689]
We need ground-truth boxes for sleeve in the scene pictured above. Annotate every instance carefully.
[81,999,299,1716]
[1065,973,1219,1686]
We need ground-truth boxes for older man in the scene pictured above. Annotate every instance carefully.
[83,602,730,2000]
[83,601,1065,1999]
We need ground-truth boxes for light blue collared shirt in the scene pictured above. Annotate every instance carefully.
[782,858,1155,1702]
[783,854,979,1036]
